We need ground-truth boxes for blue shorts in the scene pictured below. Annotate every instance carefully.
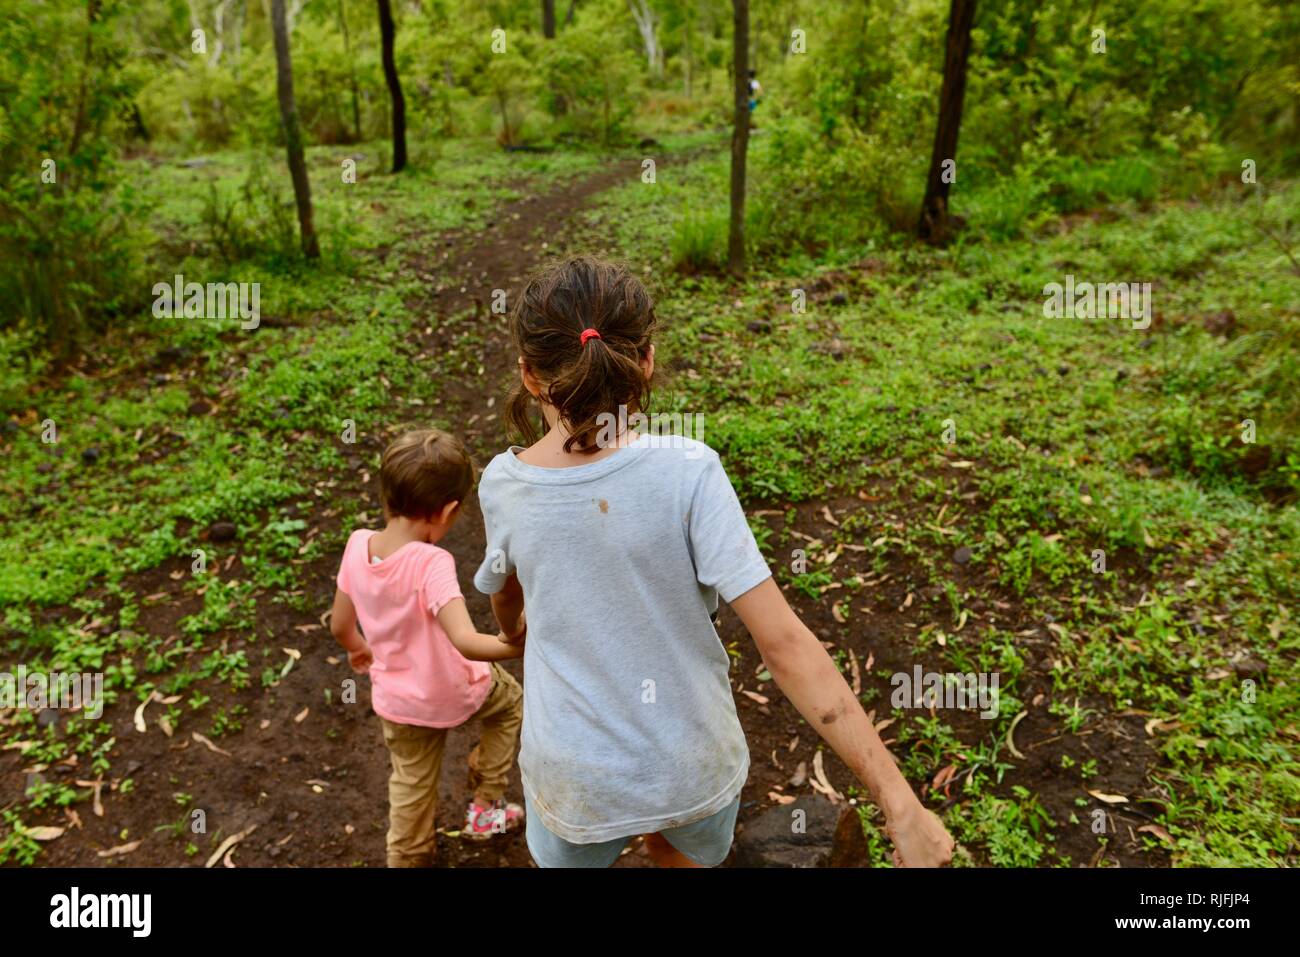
[524,795,740,868]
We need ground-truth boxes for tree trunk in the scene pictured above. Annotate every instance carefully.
[270,0,320,258]
[377,0,407,172]
[564,0,577,26]
[918,0,976,243]
[339,0,362,141]
[542,0,556,38]
[727,0,749,276]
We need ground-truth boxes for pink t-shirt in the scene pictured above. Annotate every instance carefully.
[335,529,491,728]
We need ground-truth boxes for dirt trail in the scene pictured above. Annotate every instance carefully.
[15,146,1164,870]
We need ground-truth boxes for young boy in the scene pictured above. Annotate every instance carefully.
[329,428,526,867]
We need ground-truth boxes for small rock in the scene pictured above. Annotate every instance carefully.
[81,447,101,464]
[829,292,848,306]
[1202,310,1236,337]
[187,399,213,417]
[208,521,238,543]
[746,320,771,334]
[952,545,972,565]
[1233,657,1267,680]
[732,795,839,868]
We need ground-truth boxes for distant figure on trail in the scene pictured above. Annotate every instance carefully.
[471,256,955,869]
[748,68,762,114]
[329,429,527,866]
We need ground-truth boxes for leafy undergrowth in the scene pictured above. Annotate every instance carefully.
[2,138,1297,867]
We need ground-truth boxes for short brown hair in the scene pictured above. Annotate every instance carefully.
[379,429,475,520]
[506,257,657,454]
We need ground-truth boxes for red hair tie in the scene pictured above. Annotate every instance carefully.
[579,328,602,346]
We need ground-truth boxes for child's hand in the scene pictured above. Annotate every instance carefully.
[348,641,374,674]
[886,804,955,867]
[500,610,527,645]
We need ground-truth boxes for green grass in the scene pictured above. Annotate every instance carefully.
[2,133,1296,867]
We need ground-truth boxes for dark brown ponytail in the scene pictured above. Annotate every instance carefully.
[505,257,656,454]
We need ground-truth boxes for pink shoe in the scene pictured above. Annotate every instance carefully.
[463,799,524,839]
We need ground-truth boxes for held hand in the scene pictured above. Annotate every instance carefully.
[347,642,373,675]
[500,610,527,645]
[886,803,955,867]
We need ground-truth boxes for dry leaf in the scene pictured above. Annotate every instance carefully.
[191,732,232,757]
[1137,824,1173,844]
[96,840,142,859]
[848,649,861,696]
[767,791,797,805]
[26,826,65,841]
[76,779,105,817]
[741,690,769,706]
[789,761,808,788]
[294,707,310,723]
[1087,789,1130,805]
[205,825,257,868]
[811,750,843,803]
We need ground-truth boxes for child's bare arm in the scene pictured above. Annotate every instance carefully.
[329,589,373,674]
[437,598,523,661]
[490,572,526,643]
[729,578,954,867]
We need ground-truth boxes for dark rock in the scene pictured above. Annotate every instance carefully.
[208,521,238,543]
[829,292,848,306]
[36,461,55,474]
[826,805,872,867]
[808,338,848,360]
[733,795,840,867]
[1057,365,1070,376]
[637,136,659,149]
[36,708,60,728]
[1115,369,1129,381]
[81,447,101,464]
[1233,657,1267,680]
[187,399,213,417]
[746,319,771,334]
[1202,310,1236,337]
[952,545,973,565]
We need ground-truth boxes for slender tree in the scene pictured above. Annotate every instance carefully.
[918,0,976,243]
[542,0,556,38]
[270,0,320,258]
[727,0,750,275]
[338,0,362,141]
[377,0,407,172]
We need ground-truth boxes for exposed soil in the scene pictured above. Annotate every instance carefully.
[5,149,1167,869]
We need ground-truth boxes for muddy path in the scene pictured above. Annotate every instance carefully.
[12,145,1165,869]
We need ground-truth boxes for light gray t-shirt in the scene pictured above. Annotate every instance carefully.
[474,434,772,844]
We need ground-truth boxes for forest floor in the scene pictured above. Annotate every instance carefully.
[2,135,1295,868]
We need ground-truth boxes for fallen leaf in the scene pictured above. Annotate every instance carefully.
[191,732,232,757]
[789,761,808,787]
[96,840,142,858]
[1087,789,1130,805]
[205,825,257,868]
[848,649,861,696]
[810,750,843,803]
[741,690,769,706]
[26,826,65,841]
[1137,824,1174,844]
[75,779,105,817]
[294,707,310,723]
[767,791,797,805]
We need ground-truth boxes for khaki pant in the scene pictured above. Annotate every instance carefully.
[379,663,523,867]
